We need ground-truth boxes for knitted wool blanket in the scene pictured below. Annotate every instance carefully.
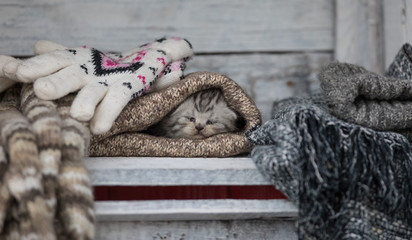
[89,71,261,157]
[0,84,94,239]
[320,43,412,141]
[247,95,412,239]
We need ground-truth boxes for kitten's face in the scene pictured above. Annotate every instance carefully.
[166,89,239,139]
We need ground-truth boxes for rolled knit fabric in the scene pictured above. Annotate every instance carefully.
[319,62,412,136]
[247,96,412,240]
[89,72,261,157]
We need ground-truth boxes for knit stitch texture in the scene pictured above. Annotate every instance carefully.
[89,72,261,157]
[0,84,94,239]
[386,43,412,79]
[320,62,412,141]
[247,95,412,240]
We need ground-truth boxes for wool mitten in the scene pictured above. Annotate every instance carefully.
[147,59,187,92]
[32,40,190,94]
[1,37,193,134]
[0,41,66,92]
[2,39,189,94]
[0,56,21,92]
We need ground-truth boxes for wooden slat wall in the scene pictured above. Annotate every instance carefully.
[1,1,410,120]
[383,0,412,69]
[335,0,412,74]
[0,0,335,122]
[335,0,385,74]
[0,0,334,55]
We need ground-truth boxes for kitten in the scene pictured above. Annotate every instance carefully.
[150,88,243,139]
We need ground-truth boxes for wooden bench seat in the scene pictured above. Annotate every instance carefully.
[86,157,298,239]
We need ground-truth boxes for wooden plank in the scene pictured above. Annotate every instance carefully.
[383,0,412,69]
[95,199,298,222]
[335,0,384,73]
[187,53,332,122]
[96,219,297,240]
[0,0,333,55]
[85,157,271,186]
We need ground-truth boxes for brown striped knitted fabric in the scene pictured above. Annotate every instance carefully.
[0,84,94,239]
[89,72,261,157]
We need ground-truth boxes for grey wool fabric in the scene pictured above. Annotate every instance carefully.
[386,43,412,80]
[320,43,412,141]
[247,95,412,240]
[319,62,412,140]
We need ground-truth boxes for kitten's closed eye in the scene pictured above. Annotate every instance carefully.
[149,88,244,139]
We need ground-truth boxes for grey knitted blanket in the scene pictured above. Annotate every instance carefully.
[247,96,412,239]
[320,43,412,141]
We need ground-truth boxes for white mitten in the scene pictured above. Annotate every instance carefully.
[4,37,193,134]
[0,41,66,93]
[147,59,187,93]
[0,55,22,92]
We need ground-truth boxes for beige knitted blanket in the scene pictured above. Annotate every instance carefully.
[90,72,262,157]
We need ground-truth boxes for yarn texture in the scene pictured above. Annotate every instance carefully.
[89,71,262,157]
[247,94,412,239]
[386,43,412,79]
[320,43,412,141]
[0,85,94,239]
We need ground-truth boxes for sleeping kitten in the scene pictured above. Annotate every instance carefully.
[150,88,242,139]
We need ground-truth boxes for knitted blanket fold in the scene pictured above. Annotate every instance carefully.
[385,43,412,80]
[247,96,412,240]
[319,43,412,141]
[0,84,94,239]
[89,71,261,157]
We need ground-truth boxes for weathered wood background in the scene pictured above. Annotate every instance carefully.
[0,0,336,122]
[1,0,411,239]
[1,0,409,121]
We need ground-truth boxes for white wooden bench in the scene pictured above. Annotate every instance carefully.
[1,0,410,239]
[86,157,298,239]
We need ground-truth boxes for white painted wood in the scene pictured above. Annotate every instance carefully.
[96,219,297,240]
[85,157,270,186]
[335,0,384,73]
[383,0,412,69]
[0,0,333,55]
[187,53,332,122]
[95,199,298,222]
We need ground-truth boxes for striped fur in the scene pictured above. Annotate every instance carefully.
[151,88,240,139]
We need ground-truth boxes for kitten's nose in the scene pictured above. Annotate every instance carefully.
[195,125,204,131]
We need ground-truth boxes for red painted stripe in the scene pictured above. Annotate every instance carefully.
[94,185,287,201]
